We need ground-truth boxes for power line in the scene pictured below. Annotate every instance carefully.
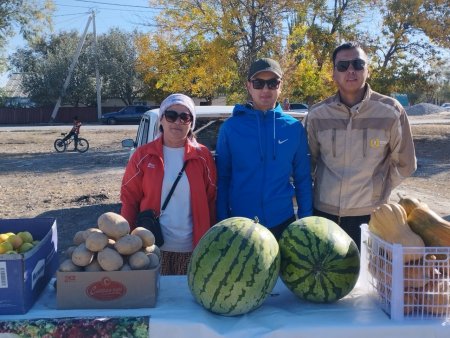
[72,0,163,9]
[53,3,94,9]
[55,2,159,16]
[45,0,158,35]
[55,1,160,13]
[54,12,90,17]
[53,14,92,28]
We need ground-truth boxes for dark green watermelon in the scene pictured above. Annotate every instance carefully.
[279,216,360,303]
[187,217,280,316]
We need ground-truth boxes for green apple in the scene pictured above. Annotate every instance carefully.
[0,241,14,254]
[17,231,34,244]
[18,242,34,253]
[7,234,23,250]
[0,233,13,243]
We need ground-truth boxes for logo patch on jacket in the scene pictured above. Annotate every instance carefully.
[369,138,380,148]
[147,162,156,169]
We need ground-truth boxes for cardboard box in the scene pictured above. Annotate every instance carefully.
[57,267,160,309]
[0,218,58,315]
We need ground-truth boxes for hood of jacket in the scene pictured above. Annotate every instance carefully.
[232,102,284,160]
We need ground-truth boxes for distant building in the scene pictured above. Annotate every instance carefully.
[2,73,35,107]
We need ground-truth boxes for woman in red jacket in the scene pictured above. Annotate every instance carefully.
[120,94,217,275]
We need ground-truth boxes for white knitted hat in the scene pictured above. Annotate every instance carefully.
[159,93,196,130]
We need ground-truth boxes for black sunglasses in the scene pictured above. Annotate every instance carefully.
[250,78,281,90]
[164,110,193,124]
[335,58,366,72]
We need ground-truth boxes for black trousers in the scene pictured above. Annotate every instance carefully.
[269,215,296,240]
[312,208,370,250]
[62,131,78,149]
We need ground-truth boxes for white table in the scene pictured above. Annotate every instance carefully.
[1,276,449,338]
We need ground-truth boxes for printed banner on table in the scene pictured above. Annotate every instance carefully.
[0,316,149,338]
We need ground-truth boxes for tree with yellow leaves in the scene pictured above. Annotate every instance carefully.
[137,0,289,103]
[366,0,449,97]
[136,33,238,104]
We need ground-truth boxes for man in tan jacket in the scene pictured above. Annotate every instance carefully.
[304,42,416,249]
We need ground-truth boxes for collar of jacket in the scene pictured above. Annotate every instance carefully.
[332,83,372,115]
[143,135,201,161]
[232,102,283,117]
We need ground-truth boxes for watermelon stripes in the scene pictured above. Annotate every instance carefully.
[187,217,280,316]
[279,216,360,303]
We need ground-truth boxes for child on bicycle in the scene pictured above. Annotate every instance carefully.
[62,116,82,150]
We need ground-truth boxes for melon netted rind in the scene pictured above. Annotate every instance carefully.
[279,216,360,303]
[187,217,280,316]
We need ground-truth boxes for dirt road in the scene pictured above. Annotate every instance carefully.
[0,119,449,259]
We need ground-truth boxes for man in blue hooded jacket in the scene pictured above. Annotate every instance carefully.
[216,58,313,239]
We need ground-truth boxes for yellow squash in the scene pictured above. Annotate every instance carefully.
[407,206,450,246]
[369,203,425,263]
[397,194,428,217]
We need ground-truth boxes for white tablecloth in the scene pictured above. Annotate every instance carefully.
[1,276,449,338]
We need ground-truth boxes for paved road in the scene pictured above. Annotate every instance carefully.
[409,118,450,125]
[0,124,139,132]
[408,111,450,125]
[1,113,449,131]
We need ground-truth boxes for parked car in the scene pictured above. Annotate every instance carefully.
[100,105,158,125]
[287,103,309,117]
[122,106,307,158]
[442,103,450,109]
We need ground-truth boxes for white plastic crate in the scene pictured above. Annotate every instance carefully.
[360,224,450,320]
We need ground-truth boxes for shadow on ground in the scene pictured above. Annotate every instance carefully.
[38,203,121,262]
[412,134,450,177]
[0,149,130,174]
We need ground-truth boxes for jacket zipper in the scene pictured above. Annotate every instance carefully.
[332,128,336,157]
[261,111,268,224]
[363,128,367,157]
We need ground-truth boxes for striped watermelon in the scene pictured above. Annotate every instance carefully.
[279,216,360,303]
[187,217,280,316]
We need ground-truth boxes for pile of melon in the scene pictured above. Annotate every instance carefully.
[59,212,160,272]
[187,216,361,317]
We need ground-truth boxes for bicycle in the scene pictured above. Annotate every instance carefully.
[54,133,89,153]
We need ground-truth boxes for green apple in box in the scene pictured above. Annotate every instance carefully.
[18,231,34,243]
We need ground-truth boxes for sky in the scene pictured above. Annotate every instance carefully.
[1,0,159,86]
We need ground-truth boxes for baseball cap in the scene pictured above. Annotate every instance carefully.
[248,58,283,80]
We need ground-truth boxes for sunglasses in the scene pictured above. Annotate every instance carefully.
[250,78,281,90]
[164,110,193,124]
[335,58,366,72]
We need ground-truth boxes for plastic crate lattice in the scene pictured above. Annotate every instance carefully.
[361,224,450,320]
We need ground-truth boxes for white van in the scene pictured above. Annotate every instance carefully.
[122,105,307,157]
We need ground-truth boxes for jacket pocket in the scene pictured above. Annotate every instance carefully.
[372,173,384,200]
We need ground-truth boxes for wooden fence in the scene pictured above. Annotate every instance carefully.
[0,106,121,124]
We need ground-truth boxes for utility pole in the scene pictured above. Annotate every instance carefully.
[49,15,93,123]
[92,10,102,120]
